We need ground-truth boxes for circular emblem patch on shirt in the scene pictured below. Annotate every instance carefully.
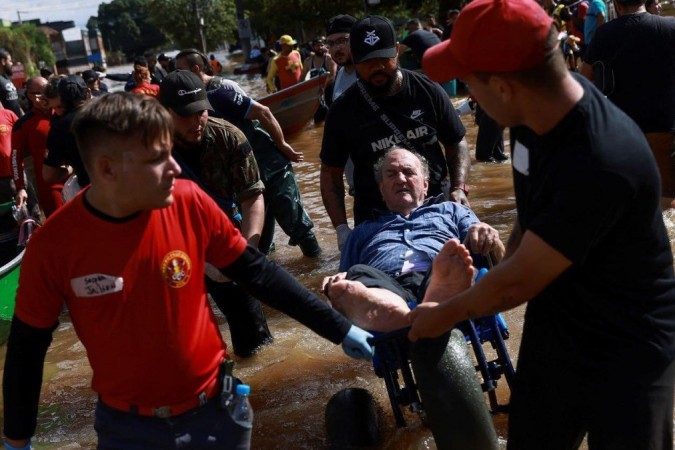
[161,250,192,288]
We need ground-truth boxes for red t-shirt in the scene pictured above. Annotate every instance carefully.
[11,109,63,215]
[0,108,18,177]
[16,180,247,406]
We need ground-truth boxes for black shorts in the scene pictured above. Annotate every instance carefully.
[345,264,430,304]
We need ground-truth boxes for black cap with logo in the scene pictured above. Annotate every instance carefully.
[350,15,398,64]
[158,70,213,116]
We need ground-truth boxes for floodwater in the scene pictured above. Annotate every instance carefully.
[1,65,674,449]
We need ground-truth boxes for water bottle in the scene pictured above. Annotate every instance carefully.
[231,384,253,427]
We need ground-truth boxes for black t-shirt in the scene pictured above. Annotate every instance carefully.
[401,29,442,63]
[584,12,675,133]
[321,69,465,224]
[207,87,290,178]
[511,75,675,374]
[0,74,22,117]
[44,110,90,186]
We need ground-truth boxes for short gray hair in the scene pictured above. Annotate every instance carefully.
[373,147,430,183]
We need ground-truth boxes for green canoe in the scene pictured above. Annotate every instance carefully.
[0,248,22,321]
[0,201,21,321]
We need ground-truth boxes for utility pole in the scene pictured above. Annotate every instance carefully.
[193,0,207,53]
[235,0,252,63]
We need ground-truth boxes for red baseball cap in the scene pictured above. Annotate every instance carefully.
[422,0,554,82]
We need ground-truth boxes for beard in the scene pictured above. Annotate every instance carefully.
[332,51,352,67]
[362,70,397,97]
[314,49,326,57]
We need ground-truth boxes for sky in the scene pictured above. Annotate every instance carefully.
[1,0,105,29]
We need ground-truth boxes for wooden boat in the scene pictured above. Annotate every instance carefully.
[0,248,22,321]
[257,72,329,136]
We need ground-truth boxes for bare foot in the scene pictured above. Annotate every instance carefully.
[328,280,411,332]
[423,239,475,304]
[322,272,347,297]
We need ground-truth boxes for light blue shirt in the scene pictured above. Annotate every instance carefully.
[340,196,480,276]
[585,0,607,44]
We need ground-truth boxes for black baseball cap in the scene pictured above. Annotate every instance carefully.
[326,14,357,36]
[82,69,99,83]
[58,75,89,108]
[159,70,213,116]
[350,16,398,64]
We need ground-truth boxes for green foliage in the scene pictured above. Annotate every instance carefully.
[0,23,55,76]
[146,0,237,51]
[246,0,444,44]
[97,0,169,60]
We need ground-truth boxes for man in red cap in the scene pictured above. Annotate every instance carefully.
[409,0,675,448]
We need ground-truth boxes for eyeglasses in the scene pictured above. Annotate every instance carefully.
[326,37,350,48]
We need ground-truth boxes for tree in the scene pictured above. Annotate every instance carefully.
[245,0,442,46]
[97,0,169,61]
[0,23,55,76]
[146,0,238,51]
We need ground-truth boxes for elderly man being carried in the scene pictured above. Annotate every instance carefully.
[322,147,504,450]
[322,147,505,333]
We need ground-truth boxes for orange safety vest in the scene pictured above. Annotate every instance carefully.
[274,51,303,89]
[210,59,222,74]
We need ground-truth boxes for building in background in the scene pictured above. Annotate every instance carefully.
[15,19,107,75]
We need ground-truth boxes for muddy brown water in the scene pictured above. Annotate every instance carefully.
[1,71,673,449]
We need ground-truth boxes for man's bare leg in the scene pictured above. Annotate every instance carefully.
[325,279,411,332]
[423,239,475,304]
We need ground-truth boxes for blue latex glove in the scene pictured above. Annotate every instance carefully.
[474,267,488,282]
[342,325,374,360]
[3,439,31,450]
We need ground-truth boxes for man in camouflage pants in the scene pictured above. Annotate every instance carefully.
[159,70,272,357]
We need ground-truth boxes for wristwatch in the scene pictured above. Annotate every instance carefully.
[452,183,470,196]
